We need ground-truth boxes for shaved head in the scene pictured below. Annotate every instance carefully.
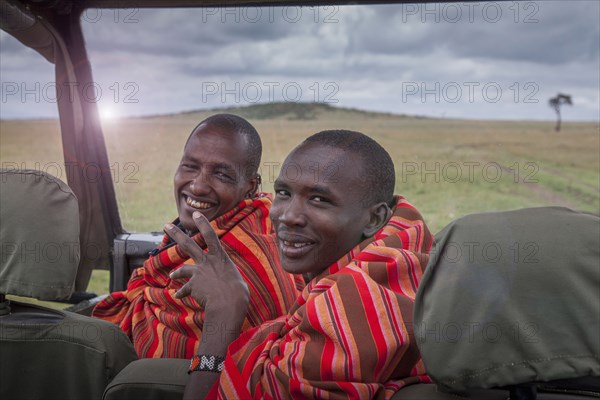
[299,129,395,207]
[187,113,262,178]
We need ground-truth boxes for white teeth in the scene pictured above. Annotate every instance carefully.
[283,240,312,248]
[186,197,212,209]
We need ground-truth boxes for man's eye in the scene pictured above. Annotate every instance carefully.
[181,163,196,170]
[311,196,327,203]
[275,190,289,197]
[215,171,234,181]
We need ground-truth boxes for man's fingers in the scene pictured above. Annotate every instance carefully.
[164,223,207,264]
[174,282,191,299]
[192,212,222,255]
[169,265,195,281]
[170,266,194,299]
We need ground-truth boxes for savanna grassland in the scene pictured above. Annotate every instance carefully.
[2,102,599,294]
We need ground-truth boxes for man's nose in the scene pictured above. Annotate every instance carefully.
[276,197,307,227]
[189,171,211,195]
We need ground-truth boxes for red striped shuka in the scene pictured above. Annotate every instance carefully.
[213,196,433,399]
[92,195,303,359]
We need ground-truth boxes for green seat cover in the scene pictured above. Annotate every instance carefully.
[103,358,189,400]
[0,169,137,399]
[1,169,79,300]
[414,207,600,393]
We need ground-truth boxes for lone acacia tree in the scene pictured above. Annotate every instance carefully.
[548,93,573,132]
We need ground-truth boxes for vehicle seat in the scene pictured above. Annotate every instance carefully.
[407,207,599,399]
[103,358,189,400]
[0,169,137,400]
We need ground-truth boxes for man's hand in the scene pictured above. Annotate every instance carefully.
[167,212,250,400]
[166,211,249,322]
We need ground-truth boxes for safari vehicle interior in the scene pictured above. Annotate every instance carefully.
[1,0,598,399]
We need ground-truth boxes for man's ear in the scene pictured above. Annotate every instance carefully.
[362,202,392,238]
[245,174,261,198]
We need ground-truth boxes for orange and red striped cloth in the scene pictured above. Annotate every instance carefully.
[92,196,302,359]
[213,196,433,399]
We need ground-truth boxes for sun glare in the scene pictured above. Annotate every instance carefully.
[99,106,117,121]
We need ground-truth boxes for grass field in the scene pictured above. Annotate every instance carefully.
[2,102,599,296]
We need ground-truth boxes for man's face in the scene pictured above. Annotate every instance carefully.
[270,143,372,280]
[174,123,254,232]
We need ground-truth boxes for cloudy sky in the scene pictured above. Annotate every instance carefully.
[1,1,598,120]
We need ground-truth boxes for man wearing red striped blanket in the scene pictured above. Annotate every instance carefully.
[93,114,300,358]
[168,129,433,399]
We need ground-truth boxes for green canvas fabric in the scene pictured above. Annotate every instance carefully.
[0,169,79,300]
[391,384,509,399]
[103,358,189,400]
[390,383,600,399]
[0,302,137,400]
[414,207,600,393]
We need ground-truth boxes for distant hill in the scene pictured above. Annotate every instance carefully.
[171,102,421,121]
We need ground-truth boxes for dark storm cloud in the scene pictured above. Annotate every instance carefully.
[82,7,308,57]
[346,2,599,64]
[1,1,598,120]
[53,3,600,76]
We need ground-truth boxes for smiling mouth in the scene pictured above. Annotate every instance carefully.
[279,238,317,258]
[185,195,214,210]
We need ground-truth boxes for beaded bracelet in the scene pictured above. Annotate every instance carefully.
[188,354,225,374]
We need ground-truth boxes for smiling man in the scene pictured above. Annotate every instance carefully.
[168,130,433,399]
[174,115,262,230]
[93,114,299,358]
[272,136,394,281]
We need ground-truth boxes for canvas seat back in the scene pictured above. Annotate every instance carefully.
[0,169,137,400]
[413,207,599,399]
